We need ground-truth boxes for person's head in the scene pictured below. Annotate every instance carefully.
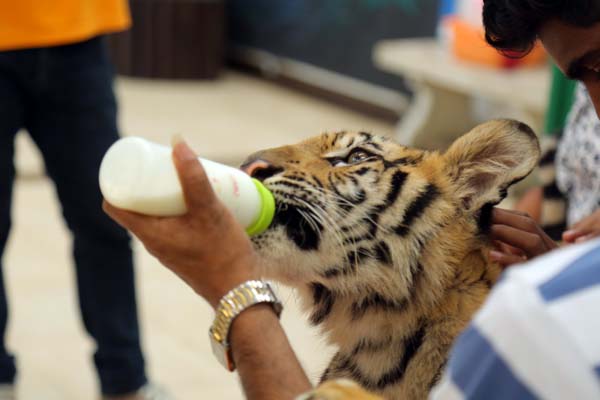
[482,0,600,116]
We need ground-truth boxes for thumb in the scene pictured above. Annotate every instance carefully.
[171,137,217,211]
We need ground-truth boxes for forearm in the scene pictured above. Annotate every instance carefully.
[229,304,312,400]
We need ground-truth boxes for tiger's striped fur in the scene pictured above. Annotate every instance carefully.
[245,120,540,399]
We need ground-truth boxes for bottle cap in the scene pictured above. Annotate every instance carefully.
[246,179,276,237]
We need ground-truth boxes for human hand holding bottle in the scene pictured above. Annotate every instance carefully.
[103,138,260,308]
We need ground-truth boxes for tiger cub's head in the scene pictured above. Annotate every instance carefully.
[243,120,540,294]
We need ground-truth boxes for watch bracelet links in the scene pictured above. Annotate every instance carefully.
[209,280,283,371]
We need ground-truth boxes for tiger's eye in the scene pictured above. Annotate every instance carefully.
[347,150,370,164]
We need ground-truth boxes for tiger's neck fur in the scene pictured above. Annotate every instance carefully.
[287,215,500,399]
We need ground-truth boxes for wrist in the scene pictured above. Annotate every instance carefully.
[203,272,261,309]
[191,257,260,309]
[208,280,283,371]
[228,303,280,361]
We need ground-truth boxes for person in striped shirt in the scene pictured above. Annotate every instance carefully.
[432,239,600,399]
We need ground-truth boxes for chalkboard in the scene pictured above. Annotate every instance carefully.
[228,0,439,93]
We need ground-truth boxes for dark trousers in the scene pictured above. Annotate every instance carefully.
[0,37,147,396]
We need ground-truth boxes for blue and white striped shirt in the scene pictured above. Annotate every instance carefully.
[432,239,600,399]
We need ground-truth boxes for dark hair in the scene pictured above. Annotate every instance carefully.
[483,0,600,56]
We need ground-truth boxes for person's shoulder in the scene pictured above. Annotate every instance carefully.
[431,240,600,399]
[470,238,600,338]
[503,237,600,291]
[485,240,600,393]
[535,240,600,302]
[483,238,600,329]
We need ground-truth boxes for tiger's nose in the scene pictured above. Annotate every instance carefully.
[240,159,283,181]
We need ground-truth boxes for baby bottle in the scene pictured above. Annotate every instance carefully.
[99,137,275,236]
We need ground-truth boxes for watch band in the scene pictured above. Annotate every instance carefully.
[209,280,283,371]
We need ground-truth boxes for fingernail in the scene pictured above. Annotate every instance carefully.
[563,230,579,243]
[171,133,184,148]
[172,138,197,161]
[489,250,503,260]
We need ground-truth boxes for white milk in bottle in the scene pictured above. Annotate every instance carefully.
[99,137,275,236]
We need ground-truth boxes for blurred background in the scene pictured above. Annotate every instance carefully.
[8,0,555,398]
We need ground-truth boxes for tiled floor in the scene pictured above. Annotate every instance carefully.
[7,71,395,399]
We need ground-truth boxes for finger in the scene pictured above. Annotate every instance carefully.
[171,137,218,211]
[565,211,600,241]
[489,250,526,267]
[508,246,525,256]
[570,216,595,231]
[492,208,538,233]
[494,240,523,256]
[493,207,530,218]
[575,230,600,244]
[103,200,155,234]
[494,240,525,256]
[490,224,549,257]
[562,229,588,243]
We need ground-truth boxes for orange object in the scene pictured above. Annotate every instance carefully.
[0,0,131,51]
[449,18,546,69]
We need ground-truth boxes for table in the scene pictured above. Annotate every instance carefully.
[373,38,551,149]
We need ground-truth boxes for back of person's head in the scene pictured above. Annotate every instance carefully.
[482,0,600,56]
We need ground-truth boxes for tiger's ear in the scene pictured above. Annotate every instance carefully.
[443,119,541,211]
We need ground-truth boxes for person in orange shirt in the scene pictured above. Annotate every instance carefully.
[0,2,171,399]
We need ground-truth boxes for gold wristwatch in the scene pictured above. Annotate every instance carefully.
[209,280,283,371]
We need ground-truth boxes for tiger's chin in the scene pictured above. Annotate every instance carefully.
[251,226,331,287]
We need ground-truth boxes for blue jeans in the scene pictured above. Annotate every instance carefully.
[0,36,147,396]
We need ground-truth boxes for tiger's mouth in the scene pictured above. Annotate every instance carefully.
[268,196,324,251]
[257,174,367,256]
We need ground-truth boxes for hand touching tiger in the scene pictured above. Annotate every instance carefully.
[104,139,260,309]
[489,207,600,267]
[489,208,558,266]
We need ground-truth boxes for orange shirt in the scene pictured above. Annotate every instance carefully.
[0,0,131,51]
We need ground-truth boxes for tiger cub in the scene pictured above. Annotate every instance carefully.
[242,119,540,400]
